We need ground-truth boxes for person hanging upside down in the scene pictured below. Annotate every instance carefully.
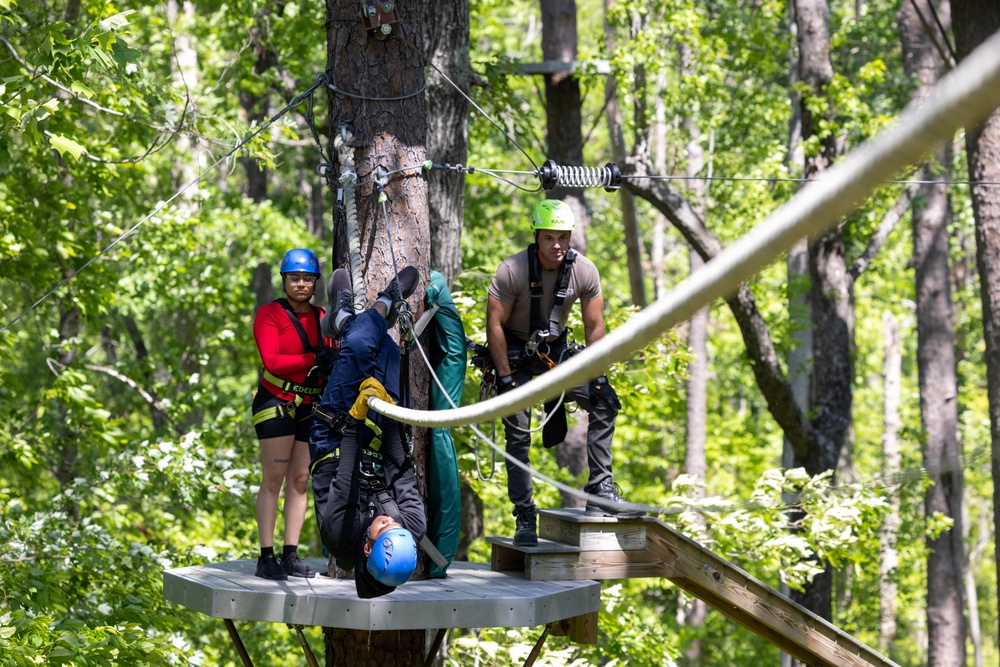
[310,265,427,599]
[251,248,337,580]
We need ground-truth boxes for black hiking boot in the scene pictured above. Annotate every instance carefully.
[322,268,354,338]
[255,553,288,580]
[585,479,645,518]
[378,266,420,328]
[513,505,538,547]
[281,552,317,578]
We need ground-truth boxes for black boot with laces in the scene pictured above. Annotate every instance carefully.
[322,268,355,338]
[585,478,645,518]
[513,505,538,546]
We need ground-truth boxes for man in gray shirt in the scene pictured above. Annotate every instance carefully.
[486,199,642,546]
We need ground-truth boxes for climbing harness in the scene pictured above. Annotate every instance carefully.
[253,299,329,426]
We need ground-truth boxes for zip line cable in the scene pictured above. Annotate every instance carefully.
[363,25,1000,431]
[361,26,1000,517]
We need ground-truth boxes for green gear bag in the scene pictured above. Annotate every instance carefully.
[425,270,465,577]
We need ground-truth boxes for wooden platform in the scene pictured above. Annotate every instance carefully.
[163,559,600,635]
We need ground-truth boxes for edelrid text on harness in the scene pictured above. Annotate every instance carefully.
[253,298,330,426]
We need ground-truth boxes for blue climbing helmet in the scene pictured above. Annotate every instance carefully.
[279,248,320,277]
[366,526,417,587]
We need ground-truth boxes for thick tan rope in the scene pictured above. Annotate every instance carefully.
[371,27,1000,430]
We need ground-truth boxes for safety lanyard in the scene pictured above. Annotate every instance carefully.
[526,243,576,340]
[276,298,322,351]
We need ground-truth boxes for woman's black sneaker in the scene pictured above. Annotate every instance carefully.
[282,552,317,578]
[255,554,288,580]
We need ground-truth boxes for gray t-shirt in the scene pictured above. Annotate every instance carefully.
[488,247,602,342]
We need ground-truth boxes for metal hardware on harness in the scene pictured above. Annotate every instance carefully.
[360,0,399,39]
[524,330,546,356]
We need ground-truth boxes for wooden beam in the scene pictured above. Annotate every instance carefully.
[549,611,599,645]
[526,509,899,667]
[516,60,612,75]
[644,522,898,667]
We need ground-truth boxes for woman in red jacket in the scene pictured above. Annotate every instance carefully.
[251,248,336,580]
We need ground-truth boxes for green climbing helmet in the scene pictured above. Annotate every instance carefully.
[531,199,575,231]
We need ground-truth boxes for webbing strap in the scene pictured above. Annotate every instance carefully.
[252,393,304,426]
[262,370,324,395]
[275,298,323,351]
[527,243,576,340]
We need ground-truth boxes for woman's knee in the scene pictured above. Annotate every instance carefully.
[259,470,287,495]
[288,469,310,495]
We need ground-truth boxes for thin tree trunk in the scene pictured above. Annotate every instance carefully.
[900,3,966,664]
[603,0,645,307]
[879,311,902,653]
[951,1,1000,652]
[240,3,284,310]
[677,36,708,666]
[539,0,589,504]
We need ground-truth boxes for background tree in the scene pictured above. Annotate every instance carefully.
[952,0,1000,658]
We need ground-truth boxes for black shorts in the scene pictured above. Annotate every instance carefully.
[252,387,315,441]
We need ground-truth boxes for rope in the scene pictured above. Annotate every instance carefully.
[365,25,1000,432]
[333,125,366,312]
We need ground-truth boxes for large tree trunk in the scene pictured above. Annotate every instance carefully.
[782,10,812,663]
[899,3,967,664]
[323,2,431,662]
[952,0,1000,656]
[540,0,588,252]
[421,0,470,284]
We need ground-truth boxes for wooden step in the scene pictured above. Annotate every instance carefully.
[538,507,648,551]
[487,509,676,580]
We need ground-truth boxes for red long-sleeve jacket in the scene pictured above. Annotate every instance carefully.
[253,301,328,403]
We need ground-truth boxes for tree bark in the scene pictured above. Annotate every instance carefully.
[324,2,431,661]
[900,3,967,665]
[421,0,471,285]
[951,0,1000,654]
[879,311,902,653]
[540,0,588,252]
[603,0,646,307]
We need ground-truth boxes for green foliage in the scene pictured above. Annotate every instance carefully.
[1,0,996,665]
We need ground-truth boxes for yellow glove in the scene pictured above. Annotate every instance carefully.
[349,378,395,420]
